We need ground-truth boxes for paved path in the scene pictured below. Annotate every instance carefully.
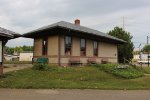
[3,64,32,73]
[0,89,150,100]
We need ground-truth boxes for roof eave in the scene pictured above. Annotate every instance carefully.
[23,26,58,38]
[13,34,22,38]
[57,26,126,44]
[0,33,14,39]
[23,25,126,44]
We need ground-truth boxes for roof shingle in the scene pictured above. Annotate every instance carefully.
[24,21,126,43]
[0,27,20,38]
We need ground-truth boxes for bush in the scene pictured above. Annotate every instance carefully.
[93,63,117,71]
[111,67,144,79]
[93,64,144,79]
[32,63,49,71]
[141,67,150,74]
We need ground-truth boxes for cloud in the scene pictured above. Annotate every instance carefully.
[6,37,33,47]
[0,0,149,48]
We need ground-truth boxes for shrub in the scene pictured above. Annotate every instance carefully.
[141,67,150,74]
[111,67,144,79]
[32,63,49,71]
[93,64,144,79]
[93,63,117,71]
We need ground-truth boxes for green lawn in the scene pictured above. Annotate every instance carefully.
[141,67,150,74]
[4,61,32,64]
[1,65,150,89]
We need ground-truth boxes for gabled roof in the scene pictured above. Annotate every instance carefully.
[0,27,21,39]
[24,21,126,43]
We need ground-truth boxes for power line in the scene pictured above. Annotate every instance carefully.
[133,42,147,44]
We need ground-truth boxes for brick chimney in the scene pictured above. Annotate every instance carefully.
[74,19,80,25]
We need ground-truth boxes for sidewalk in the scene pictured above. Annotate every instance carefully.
[0,89,150,100]
[3,64,32,73]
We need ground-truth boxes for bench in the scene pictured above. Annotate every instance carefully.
[87,58,97,64]
[69,58,82,66]
[101,58,108,64]
[32,58,48,64]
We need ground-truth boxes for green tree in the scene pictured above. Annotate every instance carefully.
[22,45,33,51]
[4,45,33,55]
[4,46,14,55]
[142,45,150,52]
[108,27,134,63]
[14,46,23,54]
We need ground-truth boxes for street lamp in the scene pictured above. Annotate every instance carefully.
[147,36,150,67]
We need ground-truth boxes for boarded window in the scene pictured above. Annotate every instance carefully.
[80,38,86,56]
[65,36,72,55]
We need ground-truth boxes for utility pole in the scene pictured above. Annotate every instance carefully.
[139,44,141,61]
[147,36,150,67]
[123,16,125,30]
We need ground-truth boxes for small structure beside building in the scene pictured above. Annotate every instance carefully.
[4,52,33,62]
[23,19,125,66]
[0,27,20,75]
[4,54,19,61]
[19,52,33,61]
[133,52,150,63]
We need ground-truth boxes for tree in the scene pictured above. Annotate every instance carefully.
[142,45,150,52]
[22,45,33,51]
[14,46,23,54]
[4,46,14,55]
[4,45,33,55]
[108,27,134,63]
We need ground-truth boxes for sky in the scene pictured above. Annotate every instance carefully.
[0,0,150,49]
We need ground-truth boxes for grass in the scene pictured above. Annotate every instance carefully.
[0,64,150,89]
[141,67,150,74]
[4,61,32,64]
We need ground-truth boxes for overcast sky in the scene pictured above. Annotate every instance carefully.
[0,0,150,49]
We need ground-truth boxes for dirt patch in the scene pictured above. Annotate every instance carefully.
[3,64,32,73]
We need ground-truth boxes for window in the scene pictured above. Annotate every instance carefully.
[65,36,72,55]
[93,41,98,56]
[0,41,2,62]
[80,38,86,56]
[42,38,48,55]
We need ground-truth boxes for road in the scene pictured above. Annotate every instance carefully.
[0,89,150,100]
